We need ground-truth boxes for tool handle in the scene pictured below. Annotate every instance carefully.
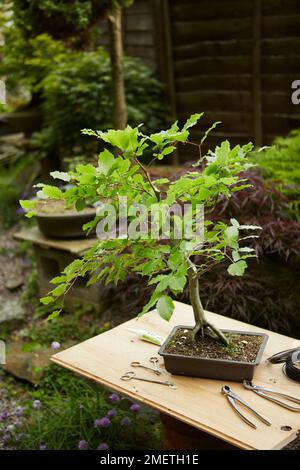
[254,390,300,411]
[227,396,257,429]
[255,387,300,404]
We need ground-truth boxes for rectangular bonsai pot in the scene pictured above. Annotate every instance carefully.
[158,325,268,382]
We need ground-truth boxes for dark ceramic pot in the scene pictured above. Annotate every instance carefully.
[159,325,268,382]
[36,208,97,239]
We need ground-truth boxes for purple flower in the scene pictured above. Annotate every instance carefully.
[0,410,8,421]
[107,409,118,418]
[130,403,140,413]
[78,440,88,450]
[39,442,47,450]
[98,443,109,450]
[32,400,42,410]
[121,417,131,426]
[95,417,110,428]
[51,341,61,350]
[14,406,24,416]
[2,434,10,443]
[16,206,25,215]
[109,393,120,403]
[15,419,22,428]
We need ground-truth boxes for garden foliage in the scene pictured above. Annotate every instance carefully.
[252,129,300,221]
[35,48,165,160]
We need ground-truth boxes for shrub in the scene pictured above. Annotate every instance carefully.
[252,129,300,221]
[36,49,165,160]
[12,0,106,39]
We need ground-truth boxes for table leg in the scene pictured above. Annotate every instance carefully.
[160,413,237,450]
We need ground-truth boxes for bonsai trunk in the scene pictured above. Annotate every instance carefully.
[188,265,229,345]
[108,5,128,130]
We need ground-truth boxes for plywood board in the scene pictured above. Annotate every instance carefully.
[52,301,300,450]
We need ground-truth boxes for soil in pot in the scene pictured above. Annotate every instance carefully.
[165,328,264,363]
[36,199,95,216]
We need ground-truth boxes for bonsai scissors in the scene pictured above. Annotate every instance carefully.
[130,357,162,375]
[221,385,271,429]
[243,380,300,411]
[121,371,177,389]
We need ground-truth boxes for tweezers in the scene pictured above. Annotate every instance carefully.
[221,385,271,429]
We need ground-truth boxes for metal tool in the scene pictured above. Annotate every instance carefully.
[267,347,300,364]
[130,357,161,375]
[121,371,177,389]
[243,380,300,412]
[221,385,271,429]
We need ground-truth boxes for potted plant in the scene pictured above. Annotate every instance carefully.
[21,113,268,380]
[34,197,97,239]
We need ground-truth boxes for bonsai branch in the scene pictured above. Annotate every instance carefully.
[187,259,228,345]
[134,158,161,201]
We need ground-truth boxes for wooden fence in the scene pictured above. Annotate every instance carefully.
[100,0,300,162]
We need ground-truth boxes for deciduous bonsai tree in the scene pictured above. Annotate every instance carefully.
[21,114,261,345]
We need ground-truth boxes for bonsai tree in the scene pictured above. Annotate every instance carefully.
[21,114,261,345]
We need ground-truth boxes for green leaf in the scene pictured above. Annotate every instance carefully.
[200,121,221,144]
[227,260,247,276]
[168,275,186,292]
[157,296,174,321]
[75,199,86,211]
[50,171,71,182]
[47,310,62,321]
[98,149,115,175]
[167,251,183,270]
[50,276,66,285]
[51,284,67,297]
[40,296,54,305]
[63,259,83,279]
[230,218,240,227]
[232,251,240,262]
[42,185,63,199]
[224,225,239,248]
[183,113,203,131]
[20,199,37,211]
[19,199,37,217]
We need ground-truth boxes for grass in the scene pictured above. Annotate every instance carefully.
[2,365,161,450]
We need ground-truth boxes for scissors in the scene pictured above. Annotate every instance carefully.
[121,371,177,389]
[130,357,161,375]
[221,385,271,429]
[243,380,300,412]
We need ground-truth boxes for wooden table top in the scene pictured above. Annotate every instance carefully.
[14,226,97,255]
[52,301,300,450]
